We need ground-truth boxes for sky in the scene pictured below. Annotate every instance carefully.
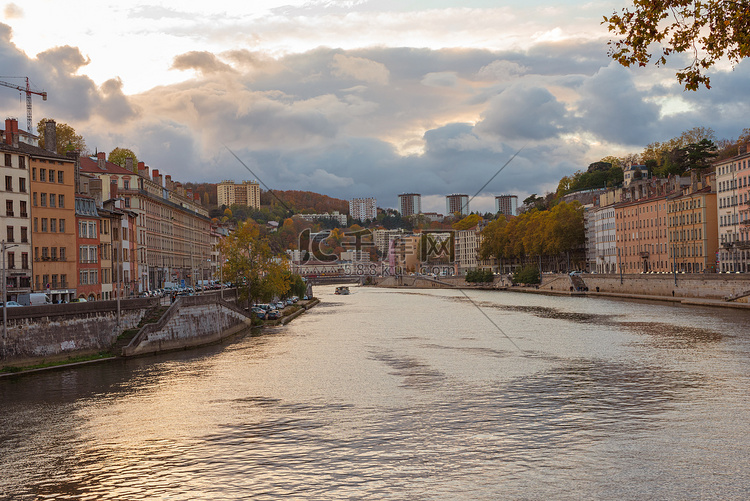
[1,0,749,215]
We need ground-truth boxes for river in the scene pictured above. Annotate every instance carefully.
[1,286,749,500]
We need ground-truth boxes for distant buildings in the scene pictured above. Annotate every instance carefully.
[446,194,469,216]
[218,180,260,209]
[349,197,376,221]
[495,195,518,216]
[399,193,421,216]
[294,211,348,226]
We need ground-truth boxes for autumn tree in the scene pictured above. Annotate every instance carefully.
[452,213,482,230]
[108,147,138,168]
[36,119,87,155]
[604,1,750,90]
[218,220,290,306]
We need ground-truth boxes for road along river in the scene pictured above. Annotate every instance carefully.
[1,286,749,500]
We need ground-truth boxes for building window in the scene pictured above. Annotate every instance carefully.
[59,219,65,233]
[5,176,12,191]
[33,192,37,206]
[21,253,28,269]
[19,157,25,169]
[20,200,27,218]
[123,179,130,189]
[7,252,14,269]
[21,227,27,243]
[19,177,26,193]
[42,247,48,259]
[49,170,55,183]
[124,197,131,208]
[58,171,63,183]
[32,168,36,181]
[40,193,47,207]
[33,218,38,232]
[50,219,57,233]
[49,195,55,208]
[60,247,66,261]
[58,194,64,208]
[41,218,48,232]
[50,247,57,260]
[51,274,58,288]
[6,226,14,242]
[5,200,13,217]
[40,169,46,182]
[61,274,67,288]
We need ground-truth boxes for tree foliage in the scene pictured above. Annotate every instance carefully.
[512,265,540,285]
[479,202,584,263]
[36,119,87,155]
[452,213,482,230]
[604,1,750,90]
[218,220,290,305]
[465,269,494,283]
[108,147,138,168]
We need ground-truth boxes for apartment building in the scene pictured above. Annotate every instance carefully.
[217,180,261,209]
[446,194,469,216]
[495,195,518,216]
[714,145,750,272]
[75,195,102,300]
[616,195,670,273]
[26,120,78,302]
[591,205,617,274]
[0,119,32,301]
[667,183,718,273]
[349,197,376,221]
[80,153,211,291]
[398,193,421,217]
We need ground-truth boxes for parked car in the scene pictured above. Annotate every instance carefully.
[2,301,22,307]
[275,302,285,309]
[267,309,281,320]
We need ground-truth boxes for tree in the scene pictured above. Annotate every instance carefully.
[452,213,482,230]
[604,1,750,90]
[108,147,138,168]
[36,119,87,155]
[218,220,289,306]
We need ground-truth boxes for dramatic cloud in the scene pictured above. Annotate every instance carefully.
[2,3,750,214]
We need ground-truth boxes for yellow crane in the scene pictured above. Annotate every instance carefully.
[0,76,47,135]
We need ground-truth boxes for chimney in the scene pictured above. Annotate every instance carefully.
[44,120,57,153]
[4,118,19,147]
[138,162,149,178]
[97,151,106,170]
[125,157,134,173]
[110,179,119,199]
[165,175,173,190]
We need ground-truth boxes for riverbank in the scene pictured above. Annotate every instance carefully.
[0,297,320,377]
[506,286,750,310]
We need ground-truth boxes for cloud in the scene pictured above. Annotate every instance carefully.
[576,63,661,146]
[421,72,459,88]
[171,51,235,75]
[3,3,22,19]
[330,54,389,85]
[475,85,569,141]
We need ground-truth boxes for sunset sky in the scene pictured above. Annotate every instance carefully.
[2,1,749,214]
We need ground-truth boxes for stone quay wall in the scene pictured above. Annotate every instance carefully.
[540,273,750,301]
[122,295,253,357]
[1,298,159,366]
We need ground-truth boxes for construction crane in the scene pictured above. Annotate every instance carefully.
[0,76,47,135]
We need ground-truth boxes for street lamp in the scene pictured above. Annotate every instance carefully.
[2,241,19,344]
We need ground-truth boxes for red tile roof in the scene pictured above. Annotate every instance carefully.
[79,156,137,176]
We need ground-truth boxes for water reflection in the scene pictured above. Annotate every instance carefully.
[1,287,749,500]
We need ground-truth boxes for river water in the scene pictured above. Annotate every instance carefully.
[1,286,749,500]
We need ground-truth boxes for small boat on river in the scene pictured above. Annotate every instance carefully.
[335,286,350,295]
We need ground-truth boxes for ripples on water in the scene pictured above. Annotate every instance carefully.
[1,287,749,500]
